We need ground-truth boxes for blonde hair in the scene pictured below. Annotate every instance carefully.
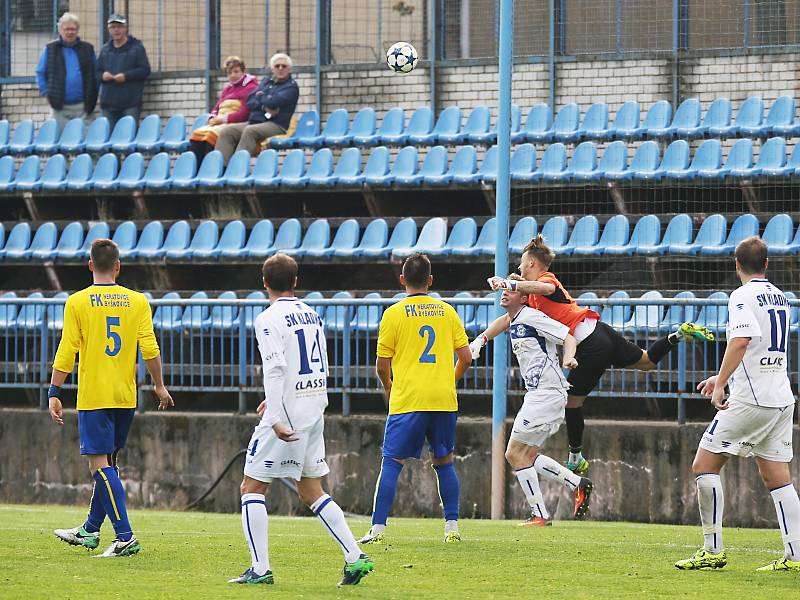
[269,53,292,68]
[522,234,555,268]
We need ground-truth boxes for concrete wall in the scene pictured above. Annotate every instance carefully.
[1,408,797,528]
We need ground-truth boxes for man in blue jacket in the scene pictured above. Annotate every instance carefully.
[215,53,300,164]
[96,14,151,129]
[35,13,98,130]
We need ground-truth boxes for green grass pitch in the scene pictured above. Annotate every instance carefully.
[0,503,797,599]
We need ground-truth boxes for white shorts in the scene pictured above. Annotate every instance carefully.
[509,390,566,448]
[243,416,330,482]
[699,401,794,462]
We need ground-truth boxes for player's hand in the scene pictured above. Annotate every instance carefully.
[49,397,64,425]
[113,73,125,83]
[154,385,174,410]
[697,376,717,397]
[487,276,517,292]
[469,335,487,360]
[256,400,266,417]
[273,422,299,442]
[102,71,114,82]
[710,383,729,410]
[563,357,578,369]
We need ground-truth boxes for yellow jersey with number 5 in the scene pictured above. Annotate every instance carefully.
[377,294,469,414]
[52,284,160,410]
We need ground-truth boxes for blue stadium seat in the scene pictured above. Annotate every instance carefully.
[398,145,446,186]
[355,107,399,146]
[444,105,489,145]
[109,116,137,153]
[89,153,119,190]
[701,213,759,255]
[220,149,252,187]
[575,292,602,316]
[619,140,659,180]
[84,117,111,153]
[351,292,383,333]
[530,143,567,182]
[250,149,280,187]
[392,217,447,260]
[362,217,416,259]
[658,291,697,329]
[637,213,691,255]
[574,214,628,256]
[312,147,360,186]
[504,143,537,182]
[335,218,387,258]
[190,113,211,134]
[539,216,568,250]
[138,152,169,190]
[429,217,477,257]
[453,217,495,258]
[0,223,5,252]
[0,223,31,261]
[263,149,303,188]
[263,218,302,257]
[591,139,627,180]
[202,220,245,260]
[168,220,218,260]
[36,153,67,191]
[664,98,701,139]
[471,104,519,145]
[412,106,460,146]
[241,291,268,329]
[354,146,389,185]
[452,291,476,332]
[670,214,725,255]
[310,218,359,259]
[271,111,319,149]
[509,216,537,255]
[208,291,239,332]
[112,221,137,258]
[336,107,375,147]
[12,155,41,191]
[33,119,60,154]
[786,291,799,334]
[20,222,57,261]
[768,217,800,256]
[636,100,671,140]
[240,219,275,259]
[762,214,794,252]
[548,103,580,143]
[649,139,689,181]
[45,291,69,331]
[165,151,198,189]
[0,155,14,192]
[426,145,476,186]
[63,153,93,191]
[784,143,800,175]
[160,114,188,152]
[604,101,640,140]
[564,141,598,181]
[301,109,348,148]
[569,102,609,142]
[757,95,795,137]
[388,106,432,147]
[515,103,552,144]
[285,218,330,258]
[286,148,332,188]
[625,290,664,333]
[708,96,756,138]
[193,151,225,188]
[133,114,162,153]
[732,96,765,137]
[126,221,162,259]
[696,97,732,138]
[694,292,729,336]
[145,220,189,260]
[750,137,787,176]
[600,291,631,329]
[552,215,598,256]
[8,119,34,154]
[368,145,417,186]
[323,291,354,334]
[719,138,755,178]
[179,291,210,331]
[14,292,44,331]
[151,292,182,332]
[0,120,9,154]
[35,221,82,261]
[116,152,146,190]
[668,139,721,180]
[606,214,659,256]
[72,221,111,259]
[455,146,494,185]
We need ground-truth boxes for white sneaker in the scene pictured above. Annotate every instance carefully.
[94,535,141,557]
[357,529,386,544]
[53,525,100,550]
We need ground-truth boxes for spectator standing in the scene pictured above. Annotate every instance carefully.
[35,13,98,131]
[96,14,151,129]
[215,53,299,164]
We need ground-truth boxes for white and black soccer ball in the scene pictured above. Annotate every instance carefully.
[386,42,418,74]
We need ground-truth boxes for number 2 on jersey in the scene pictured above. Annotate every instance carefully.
[767,308,788,353]
[418,325,437,363]
[105,316,121,357]
[294,329,326,375]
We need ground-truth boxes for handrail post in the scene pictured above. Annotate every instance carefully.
[238,307,247,415]
[342,318,351,417]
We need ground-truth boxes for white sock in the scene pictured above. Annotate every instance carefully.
[696,474,723,554]
[370,524,386,535]
[535,454,581,490]
[568,451,583,464]
[311,494,362,563]
[770,483,800,561]
[515,464,549,519]
[445,519,459,533]
[241,493,270,575]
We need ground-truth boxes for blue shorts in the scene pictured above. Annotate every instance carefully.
[382,411,457,460]
[77,408,136,455]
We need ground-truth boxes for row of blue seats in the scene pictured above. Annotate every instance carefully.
[0,114,208,156]
[4,289,795,336]
[3,212,800,264]
[4,136,800,193]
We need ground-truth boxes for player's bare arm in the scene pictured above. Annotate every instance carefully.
[709,337,750,410]
[143,355,173,410]
[487,274,556,296]
[562,334,578,369]
[453,346,472,380]
[376,356,392,400]
[48,368,70,425]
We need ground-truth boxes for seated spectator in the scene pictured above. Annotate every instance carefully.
[215,53,299,165]
[189,56,258,162]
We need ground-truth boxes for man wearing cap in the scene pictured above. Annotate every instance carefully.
[96,14,151,129]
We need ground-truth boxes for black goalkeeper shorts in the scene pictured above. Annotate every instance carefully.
[566,321,644,397]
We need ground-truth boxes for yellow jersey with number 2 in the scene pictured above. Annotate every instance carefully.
[377,294,469,415]
[52,284,160,410]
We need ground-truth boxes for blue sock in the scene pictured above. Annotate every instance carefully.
[92,467,133,542]
[433,463,460,521]
[372,457,403,526]
[82,482,105,533]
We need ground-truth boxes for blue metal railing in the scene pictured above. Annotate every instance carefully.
[1,295,797,423]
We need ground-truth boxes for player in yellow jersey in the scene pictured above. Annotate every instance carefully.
[48,239,173,557]
[359,253,472,544]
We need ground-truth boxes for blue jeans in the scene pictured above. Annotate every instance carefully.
[102,106,140,130]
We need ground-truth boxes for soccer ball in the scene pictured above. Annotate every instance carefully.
[386,42,418,74]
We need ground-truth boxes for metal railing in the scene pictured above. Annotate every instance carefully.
[1,294,797,423]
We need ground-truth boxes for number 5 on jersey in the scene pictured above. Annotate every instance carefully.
[105,316,121,357]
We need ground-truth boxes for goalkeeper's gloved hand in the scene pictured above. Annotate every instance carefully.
[469,334,488,360]
[487,276,517,291]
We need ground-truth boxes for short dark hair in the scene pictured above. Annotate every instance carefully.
[402,253,432,288]
[90,238,119,273]
[735,236,768,275]
[522,234,555,268]
[262,253,298,292]
[224,55,246,73]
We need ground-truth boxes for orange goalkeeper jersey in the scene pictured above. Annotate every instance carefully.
[526,272,600,335]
